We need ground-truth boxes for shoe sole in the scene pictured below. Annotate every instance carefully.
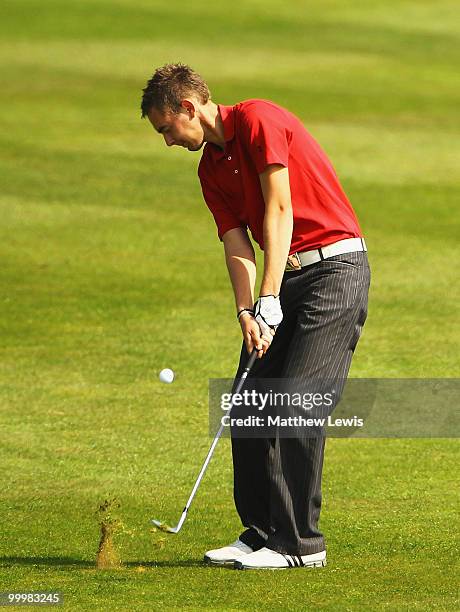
[203,555,241,567]
[234,559,327,570]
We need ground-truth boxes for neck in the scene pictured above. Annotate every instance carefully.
[200,102,226,149]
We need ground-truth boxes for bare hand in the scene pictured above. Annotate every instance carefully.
[239,312,275,359]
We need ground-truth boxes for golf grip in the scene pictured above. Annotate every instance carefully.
[180,348,258,518]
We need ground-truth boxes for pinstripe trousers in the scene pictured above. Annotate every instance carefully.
[231,250,370,556]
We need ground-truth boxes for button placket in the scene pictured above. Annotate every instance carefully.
[225,152,239,176]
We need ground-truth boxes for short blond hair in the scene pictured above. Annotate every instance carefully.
[141,63,210,117]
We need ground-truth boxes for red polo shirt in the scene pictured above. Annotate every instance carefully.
[198,99,363,254]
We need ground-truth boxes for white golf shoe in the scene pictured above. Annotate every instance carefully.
[234,546,326,570]
[204,539,254,566]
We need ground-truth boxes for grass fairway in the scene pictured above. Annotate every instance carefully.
[1,0,459,609]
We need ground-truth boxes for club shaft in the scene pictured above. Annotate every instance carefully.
[179,349,258,521]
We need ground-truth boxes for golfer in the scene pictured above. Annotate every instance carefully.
[141,64,370,570]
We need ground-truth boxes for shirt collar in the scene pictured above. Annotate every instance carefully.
[204,104,235,159]
[218,104,235,143]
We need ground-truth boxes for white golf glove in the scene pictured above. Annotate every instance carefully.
[254,295,283,335]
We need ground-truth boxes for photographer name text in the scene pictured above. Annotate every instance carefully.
[221,415,364,428]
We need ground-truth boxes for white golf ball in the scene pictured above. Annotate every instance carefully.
[159,368,175,384]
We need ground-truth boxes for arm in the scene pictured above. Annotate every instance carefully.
[222,165,292,358]
[222,227,256,314]
[259,164,293,296]
[223,227,271,358]
[237,105,293,293]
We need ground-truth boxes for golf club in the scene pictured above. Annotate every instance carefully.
[152,347,258,534]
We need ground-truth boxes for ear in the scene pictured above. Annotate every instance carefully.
[181,99,196,117]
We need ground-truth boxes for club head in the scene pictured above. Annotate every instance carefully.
[151,519,179,534]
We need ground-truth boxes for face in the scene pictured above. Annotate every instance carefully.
[147,105,205,151]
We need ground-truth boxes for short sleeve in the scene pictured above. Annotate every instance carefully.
[239,103,290,174]
[199,171,245,241]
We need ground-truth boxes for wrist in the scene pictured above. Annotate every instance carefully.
[237,308,254,321]
[260,280,280,296]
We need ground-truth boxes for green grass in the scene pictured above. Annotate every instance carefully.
[0,0,459,609]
